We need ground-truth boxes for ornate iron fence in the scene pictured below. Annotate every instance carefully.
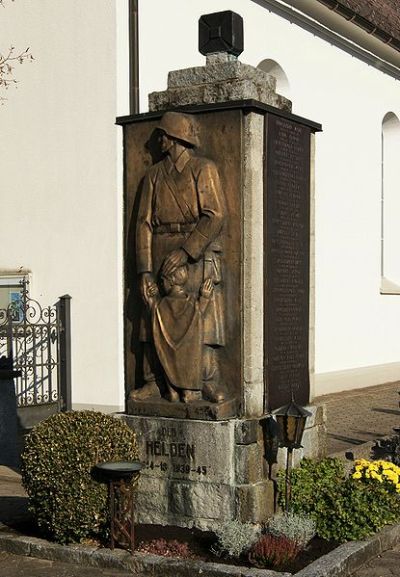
[0,280,71,411]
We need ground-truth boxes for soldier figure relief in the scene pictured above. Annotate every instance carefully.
[131,111,227,404]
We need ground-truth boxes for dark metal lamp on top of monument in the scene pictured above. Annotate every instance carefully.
[199,10,244,57]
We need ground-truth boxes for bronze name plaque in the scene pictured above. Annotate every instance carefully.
[265,114,311,409]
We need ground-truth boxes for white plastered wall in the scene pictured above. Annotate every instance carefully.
[0,0,129,411]
[3,0,400,406]
[139,0,400,396]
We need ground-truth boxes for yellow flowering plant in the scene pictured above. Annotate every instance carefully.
[352,459,400,493]
[280,457,400,542]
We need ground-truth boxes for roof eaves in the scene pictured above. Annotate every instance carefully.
[316,0,400,52]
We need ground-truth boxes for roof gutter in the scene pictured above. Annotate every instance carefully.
[252,0,400,81]
[317,0,400,52]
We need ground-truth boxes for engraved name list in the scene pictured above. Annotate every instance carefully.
[265,115,311,409]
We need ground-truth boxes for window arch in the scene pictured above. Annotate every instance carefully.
[381,112,400,292]
[257,59,290,99]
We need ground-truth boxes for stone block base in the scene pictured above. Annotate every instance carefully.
[123,403,326,531]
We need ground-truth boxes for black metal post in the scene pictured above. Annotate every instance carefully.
[6,311,13,366]
[110,480,115,550]
[131,482,135,552]
[58,295,72,411]
[285,447,293,513]
[129,0,140,114]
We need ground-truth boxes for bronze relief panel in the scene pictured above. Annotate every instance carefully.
[124,109,242,419]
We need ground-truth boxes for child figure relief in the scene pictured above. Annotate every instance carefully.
[145,264,214,404]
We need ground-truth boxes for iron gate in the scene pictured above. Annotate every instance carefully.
[0,281,71,412]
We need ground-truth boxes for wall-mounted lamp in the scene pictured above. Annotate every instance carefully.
[273,398,311,512]
[261,415,280,479]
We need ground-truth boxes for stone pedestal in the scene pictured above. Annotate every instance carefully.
[125,414,272,531]
[117,28,324,529]
[124,403,326,530]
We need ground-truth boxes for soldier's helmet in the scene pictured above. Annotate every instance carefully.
[157,112,199,148]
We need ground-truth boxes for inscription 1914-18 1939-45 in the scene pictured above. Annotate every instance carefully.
[145,439,210,479]
[265,115,311,410]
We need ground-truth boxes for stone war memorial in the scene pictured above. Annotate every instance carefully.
[117,11,326,530]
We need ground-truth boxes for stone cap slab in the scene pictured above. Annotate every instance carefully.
[167,61,277,91]
[149,59,291,113]
[149,80,291,113]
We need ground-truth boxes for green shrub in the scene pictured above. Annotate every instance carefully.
[278,458,400,542]
[212,520,260,558]
[21,411,138,544]
[266,512,316,548]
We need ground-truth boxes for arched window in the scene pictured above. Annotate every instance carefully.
[257,59,290,99]
[381,112,400,293]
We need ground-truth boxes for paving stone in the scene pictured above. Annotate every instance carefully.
[378,524,400,553]
[351,549,400,576]
[0,551,133,577]
[315,381,400,456]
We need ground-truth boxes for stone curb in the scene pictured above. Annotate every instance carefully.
[0,526,289,577]
[0,522,399,577]
[295,523,400,577]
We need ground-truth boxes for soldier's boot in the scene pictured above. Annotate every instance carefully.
[181,389,202,403]
[129,380,161,401]
[203,382,227,403]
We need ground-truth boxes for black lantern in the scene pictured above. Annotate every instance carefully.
[261,415,280,479]
[273,398,311,512]
[198,11,244,57]
[273,399,311,450]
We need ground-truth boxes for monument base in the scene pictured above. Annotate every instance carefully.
[123,404,326,531]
